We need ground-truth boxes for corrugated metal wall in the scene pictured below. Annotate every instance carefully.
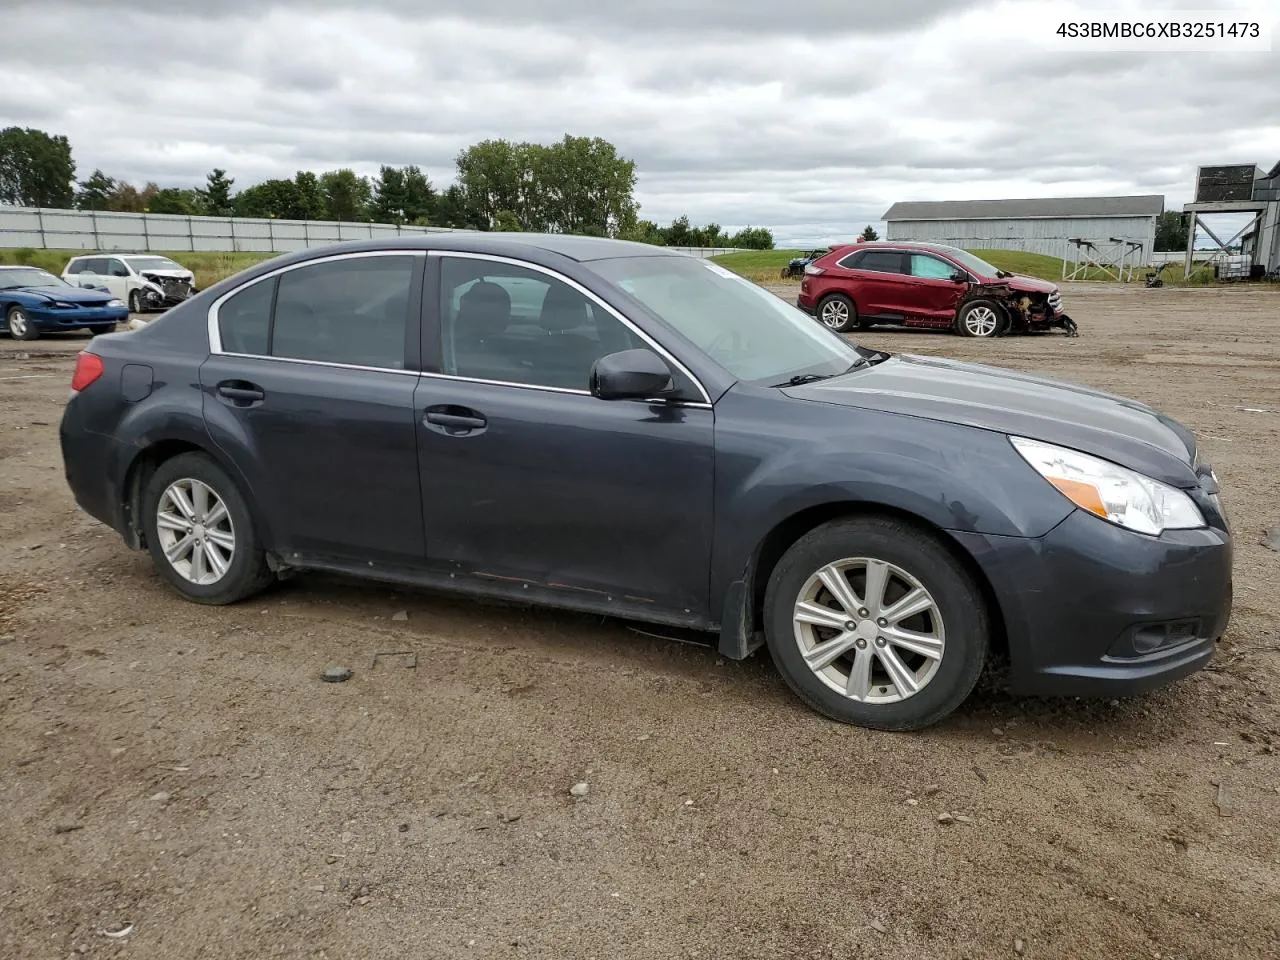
[884,216,1159,263]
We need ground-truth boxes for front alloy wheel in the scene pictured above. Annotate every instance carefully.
[763,516,989,730]
[7,306,38,341]
[793,557,944,703]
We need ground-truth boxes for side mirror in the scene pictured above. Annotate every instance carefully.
[590,348,674,401]
[950,270,969,283]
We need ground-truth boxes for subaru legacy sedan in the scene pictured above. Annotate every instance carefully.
[58,235,1232,730]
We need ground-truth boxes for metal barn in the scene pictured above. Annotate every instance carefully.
[882,195,1164,264]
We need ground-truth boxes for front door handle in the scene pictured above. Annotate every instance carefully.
[216,381,265,406]
[424,406,487,434]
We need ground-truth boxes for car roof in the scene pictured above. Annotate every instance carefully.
[293,233,685,265]
[829,241,966,255]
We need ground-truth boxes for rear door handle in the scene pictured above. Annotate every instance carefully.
[425,411,486,430]
[216,381,265,406]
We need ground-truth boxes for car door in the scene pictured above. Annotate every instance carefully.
[200,251,428,567]
[839,249,909,318]
[413,252,715,617]
[907,253,969,322]
[103,258,132,301]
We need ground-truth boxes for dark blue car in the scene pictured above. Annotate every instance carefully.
[1,266,128,340]
[57,235,1233,730]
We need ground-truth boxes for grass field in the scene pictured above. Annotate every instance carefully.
[0,248,273,290]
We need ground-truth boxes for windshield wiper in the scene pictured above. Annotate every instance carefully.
[774,358,869,387]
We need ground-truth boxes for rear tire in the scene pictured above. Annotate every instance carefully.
[142,452,274,605]
[956,299,1008,338]
[89,324,116,337]
[7,305,39,341]
[763,516,989,731]
[817,294,857,333]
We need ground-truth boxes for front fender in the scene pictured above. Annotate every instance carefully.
[708,387,1074,617]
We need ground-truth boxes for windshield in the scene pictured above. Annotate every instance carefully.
[590,256,864,384]
[124,256,182,271]
[935,246,1000,278]
[0,268,66,290]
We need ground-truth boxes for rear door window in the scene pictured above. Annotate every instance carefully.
[841,250,905,274]
[271,255,415,369]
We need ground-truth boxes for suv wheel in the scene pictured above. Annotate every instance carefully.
[763,516,989,730]
[817,294,857,333]
[956,299,1008,338]
[142,452,274,605]
[128,290,143,314]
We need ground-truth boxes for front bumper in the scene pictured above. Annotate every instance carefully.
[32,306,128,330]
[951,509,1232,696]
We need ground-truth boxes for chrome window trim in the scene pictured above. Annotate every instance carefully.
[430,250,713,405]
[207,249,427,356]
[837,249,906,274]
[211,351,421,378]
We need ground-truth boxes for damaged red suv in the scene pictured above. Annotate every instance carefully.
[796,241,1077,338]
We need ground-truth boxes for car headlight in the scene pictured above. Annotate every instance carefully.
[1010,436,1204,535]
[107,299,125,308]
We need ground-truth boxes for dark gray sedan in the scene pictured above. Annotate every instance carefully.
[58,235,1233,730]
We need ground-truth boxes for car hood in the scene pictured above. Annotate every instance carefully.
[14,285,114,304]
[783,354,1199,487]
[990,273,1057,294]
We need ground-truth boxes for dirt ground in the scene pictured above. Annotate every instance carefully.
[2,284,1279,960]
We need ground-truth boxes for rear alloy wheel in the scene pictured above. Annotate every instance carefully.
[7,305,39,341]
[957,299,1008,338]
[764,516,989,730]
[142,452,274,604]
[817,294,857,333]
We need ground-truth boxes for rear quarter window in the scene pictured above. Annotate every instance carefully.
[217,278,274,355]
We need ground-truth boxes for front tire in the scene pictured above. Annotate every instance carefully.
[128,289,144,313]
[817,294,857,333]
[763,516,989,731]
[7,306,39,341]
[142,452,274,605]
[956,299,1008,338]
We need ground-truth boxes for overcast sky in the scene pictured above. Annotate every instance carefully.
[2,0,1276,245]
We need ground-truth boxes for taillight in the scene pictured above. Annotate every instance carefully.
[71,352,104,392]
[804,263,826,276]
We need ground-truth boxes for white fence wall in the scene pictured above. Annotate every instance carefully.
[0,205,457,252]
[0,206,751,259]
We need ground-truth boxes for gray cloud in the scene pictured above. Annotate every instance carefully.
[0,0,1276,246]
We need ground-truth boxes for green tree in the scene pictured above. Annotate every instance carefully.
[148,188,201,215]
[455,139,525,230]
[292,171,326,220]
[530,135,638,236]
[0,126,76,207]
[432,183,486,230]
[494,209,523,232]
[664,216,693,246]
[858,225,878,242]
[1154,211,1188,251]
[319,168,371,222]
[620,219,665,245]
[401,165,435,224]
[234,179,301,219]
[75,169,117,211]
[371,165,408,223]
[728,226,774,250]
[107,181,159,213]
[197,168,235,216]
